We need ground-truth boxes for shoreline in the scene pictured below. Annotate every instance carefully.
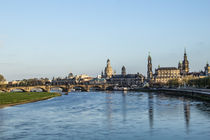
[0,92,61,109]
[134,88,210,102]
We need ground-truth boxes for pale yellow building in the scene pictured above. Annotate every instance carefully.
[154,67,181,84]
[104,59,113,78]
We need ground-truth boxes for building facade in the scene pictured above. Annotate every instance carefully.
[154,67,181,84]
[108,66,145,87]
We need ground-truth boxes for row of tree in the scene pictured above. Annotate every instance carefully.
[167,77,210,88]
[12,78,50,86]
[188,77,210,88]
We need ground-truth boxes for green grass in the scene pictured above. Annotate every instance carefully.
[0,92,61,107]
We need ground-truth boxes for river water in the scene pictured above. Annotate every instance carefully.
[1,91,210,140]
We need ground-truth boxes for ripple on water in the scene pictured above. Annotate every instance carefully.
[1,91,210,140]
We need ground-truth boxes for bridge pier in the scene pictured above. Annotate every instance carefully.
[45,86,50,92]
[67,88,71,93]
[85,85,90,92]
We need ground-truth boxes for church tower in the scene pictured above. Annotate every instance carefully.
[205,62,210,76]
[147,52,153,81]
[182,48,189,74]
[178,61,183,73]
[104,59,113,78]
[121,66,126,76]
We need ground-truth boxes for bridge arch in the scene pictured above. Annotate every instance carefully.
[50,86,66,92]
[105,86,114,91]
[10,88,28,92]
[0,89,7,92]
[89,85,103,91]
[72,86,87,91]
[30,87,47,92]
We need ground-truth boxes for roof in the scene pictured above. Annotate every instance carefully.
[157,67,178,70]
[112,74,144,78]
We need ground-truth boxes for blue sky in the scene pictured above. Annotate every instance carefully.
[0,0,210,81]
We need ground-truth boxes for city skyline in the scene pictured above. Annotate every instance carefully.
[2,49,209,81]
[0,0,210,81]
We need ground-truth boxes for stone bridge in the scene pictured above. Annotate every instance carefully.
[0,84,114,92]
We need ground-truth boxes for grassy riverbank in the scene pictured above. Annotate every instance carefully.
[0,92,61,108]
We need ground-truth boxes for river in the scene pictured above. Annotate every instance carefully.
[1,91,210,140]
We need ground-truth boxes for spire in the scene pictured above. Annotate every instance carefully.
[122,66,126,76]
[183,48,188,60]
[147,52,153,81]
[182,48,189,74]
[107,59,110,63]
[148,52,151,58]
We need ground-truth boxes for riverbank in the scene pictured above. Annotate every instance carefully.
[135,88,210,102]
[0,92,61,108]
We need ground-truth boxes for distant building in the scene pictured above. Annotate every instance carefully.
[51,74,93,85]
[121,66,126,76]
[89,78,106,85]
[0,81,8,85]
[179,49,189,75]
[108,66,145,87]
[74,74,93,84]
[147,53,153,81]
[68,73,74,79]
[154,67,181,84]
[103,59,113,79]
[8,80,21,86]
[178,61,183,72]
[204,62,210,76]
[152,49,192,85]
[183,72,206,82]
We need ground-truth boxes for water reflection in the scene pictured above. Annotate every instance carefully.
[184,100,191,133]
[148,93,154,129]
[122,92,127,122]
[0,111,3,133]
[105,93,113,129]
[196,103,210,117]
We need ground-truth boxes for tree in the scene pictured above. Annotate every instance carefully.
[187,76,210,88]
[0,74,6,82]
[167,79,180,88]
[0,74,6,87]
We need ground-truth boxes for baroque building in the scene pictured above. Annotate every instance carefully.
[104,59,113,79]
[153,67,181,84]
[152,49,189,84]
[107,66,145,87]
[147,53,153,81]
